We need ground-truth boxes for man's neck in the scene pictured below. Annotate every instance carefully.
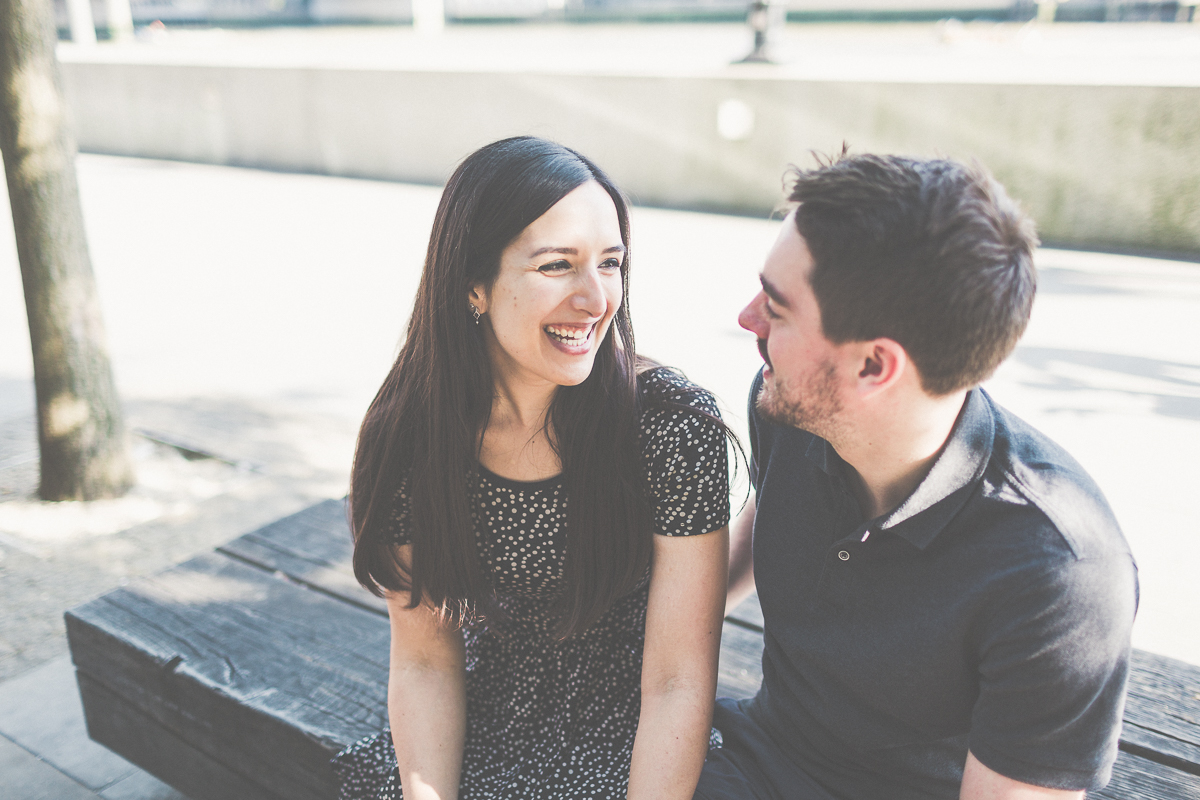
[835,390,969,521]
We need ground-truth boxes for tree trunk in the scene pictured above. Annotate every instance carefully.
[0,0,133,500]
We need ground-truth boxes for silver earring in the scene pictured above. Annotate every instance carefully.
[469,303,481,325]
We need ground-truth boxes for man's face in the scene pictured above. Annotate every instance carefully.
[738,218,849,439]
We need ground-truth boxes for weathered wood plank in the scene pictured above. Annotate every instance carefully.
[216,498,386,616]
[1121,648,1200,774]
[66,551,390,800]
[726,589,763,631]
[76,671,284,800]
[220,497,352,571]
[718,621,765,699]
[1093,749,1200,799]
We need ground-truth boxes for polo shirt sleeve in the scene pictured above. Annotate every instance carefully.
[968,547,1138,791]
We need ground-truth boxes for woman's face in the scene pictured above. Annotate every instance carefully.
[471,181,625,392]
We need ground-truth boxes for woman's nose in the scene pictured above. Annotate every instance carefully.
[573,267,607,315]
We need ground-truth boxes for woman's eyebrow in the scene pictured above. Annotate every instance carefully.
[529,244,626,257]
[531,246,577,257]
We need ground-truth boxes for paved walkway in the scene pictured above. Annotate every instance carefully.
[1,153,1197,797]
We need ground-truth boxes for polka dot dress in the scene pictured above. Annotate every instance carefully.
[331,369,730,800]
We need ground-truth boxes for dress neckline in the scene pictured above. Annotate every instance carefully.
[475,462,563,491]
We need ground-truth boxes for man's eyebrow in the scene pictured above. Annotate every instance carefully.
[760,276,791,309]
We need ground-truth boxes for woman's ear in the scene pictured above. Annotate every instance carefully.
[468,284,488,316]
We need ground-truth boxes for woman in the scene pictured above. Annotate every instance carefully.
[334,137,731,800]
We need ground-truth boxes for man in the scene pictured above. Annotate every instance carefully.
[696,154,1138,800]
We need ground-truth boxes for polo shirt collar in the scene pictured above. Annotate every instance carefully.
[804,434,834,473]
[800,389,996,549]
[877,388,996,549]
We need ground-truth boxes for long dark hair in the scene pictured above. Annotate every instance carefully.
[351,137,653,638]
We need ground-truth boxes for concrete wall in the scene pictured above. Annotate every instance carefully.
[59,59,1200,254]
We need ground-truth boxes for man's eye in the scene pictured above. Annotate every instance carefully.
[538,260,570,273]
[764,301,780,319]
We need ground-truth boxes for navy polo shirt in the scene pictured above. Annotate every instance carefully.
[730,371,1138,799]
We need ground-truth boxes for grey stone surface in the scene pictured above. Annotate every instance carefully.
[0,390,343,799]
[0,734,102,800]
[98,771,188,800]
[0,657,141,790]
[0,657,185,799]
[0,449,345,681]
[0,374,351,798]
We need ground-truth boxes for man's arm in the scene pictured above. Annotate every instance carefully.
[961,752,1083,800]
[725,494,756,616]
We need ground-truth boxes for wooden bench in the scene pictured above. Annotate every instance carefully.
[65,499,1200,800]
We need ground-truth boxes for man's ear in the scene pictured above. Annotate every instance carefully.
[468,284,488,315]
[855,338,908,398]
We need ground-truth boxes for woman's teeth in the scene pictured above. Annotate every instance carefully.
[545,325,590,344]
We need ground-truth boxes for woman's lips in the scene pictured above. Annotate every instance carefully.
[545,323,594,352]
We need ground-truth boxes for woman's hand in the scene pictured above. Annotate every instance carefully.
[628,527,730,800]
[385,545,467,800]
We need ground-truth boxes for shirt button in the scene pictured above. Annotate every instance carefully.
[838,550,850,561]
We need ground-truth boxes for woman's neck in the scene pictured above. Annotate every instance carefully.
[479,376,561,482]
[490,371,556,431]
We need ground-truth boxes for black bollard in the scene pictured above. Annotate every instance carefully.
[735,0,784,64]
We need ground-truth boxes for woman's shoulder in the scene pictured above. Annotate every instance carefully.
[636,362,732,536]
[636,362,720,419]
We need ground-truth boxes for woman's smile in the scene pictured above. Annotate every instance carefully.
[544,322,596,352]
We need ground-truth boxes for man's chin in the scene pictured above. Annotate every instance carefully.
[756,380,836,438]
[755,382,790,427]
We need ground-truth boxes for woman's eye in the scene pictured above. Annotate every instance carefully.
[538,260,571,273]
[599,258,622,270]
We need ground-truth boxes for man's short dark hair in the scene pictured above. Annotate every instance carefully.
[789,152,1038,396]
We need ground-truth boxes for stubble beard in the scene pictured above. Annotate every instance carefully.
[756,360,845,442]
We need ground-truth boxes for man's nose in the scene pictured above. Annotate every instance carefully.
[738,294,766,337]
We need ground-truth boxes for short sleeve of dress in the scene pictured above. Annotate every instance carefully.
[384,478,414,547]
[639,369,731,537]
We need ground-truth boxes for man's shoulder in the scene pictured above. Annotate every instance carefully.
[980,394,1129,563]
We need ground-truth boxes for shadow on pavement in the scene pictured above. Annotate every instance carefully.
[1010,346,1200,422]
